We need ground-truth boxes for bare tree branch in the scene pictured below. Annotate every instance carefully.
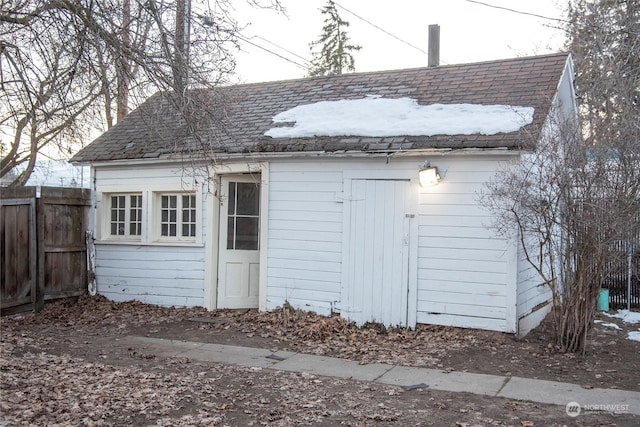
[1,0,283,186]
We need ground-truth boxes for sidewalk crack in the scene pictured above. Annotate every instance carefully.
[495,377,511,396]
[372,365,396,383]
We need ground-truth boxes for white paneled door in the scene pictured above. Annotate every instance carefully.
[218,175,260,308]
[343,179,411,327]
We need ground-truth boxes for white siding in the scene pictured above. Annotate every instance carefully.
[416,157,515,332]
[93,165,207,307]
[510,58,576,335]
[555,55,579,123]
[95,244,205,306]
[265,163,345,314]
[516,233,553,336]
[266,156,518,332]
[95,165,199,187]
[92,156,524,331]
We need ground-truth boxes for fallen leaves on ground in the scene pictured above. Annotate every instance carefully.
[200,302,481,367]
[2,296,636,426]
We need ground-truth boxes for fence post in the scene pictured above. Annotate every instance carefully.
[35,187,45,312]
[28,193,37,312]
[628,242,634,312]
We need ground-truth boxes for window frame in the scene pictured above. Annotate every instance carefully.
[97,185,202,246]
[226,181,261,251]
[152,191,200,244]
[103,192,144,241]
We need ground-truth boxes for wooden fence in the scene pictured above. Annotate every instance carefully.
[1,186,91,315]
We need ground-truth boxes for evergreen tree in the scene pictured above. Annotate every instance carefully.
[567,0,639,148]
[308,0,361,77]
[482,0,639,354]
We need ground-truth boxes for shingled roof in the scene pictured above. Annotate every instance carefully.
[71,52,570,163]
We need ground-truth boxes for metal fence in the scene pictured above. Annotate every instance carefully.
[602,241,640,310]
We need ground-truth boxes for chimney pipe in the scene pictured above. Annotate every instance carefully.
[428,24,440,67]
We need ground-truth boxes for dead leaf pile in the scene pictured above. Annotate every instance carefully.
[10,295,207,330]
[8,297,484,368]
[205,304,480,367]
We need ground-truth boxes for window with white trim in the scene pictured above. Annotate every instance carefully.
[157,193,197,241]
[108,194,143,239]
[99,187,201,245]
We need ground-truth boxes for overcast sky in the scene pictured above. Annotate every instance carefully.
[230,0,568,83]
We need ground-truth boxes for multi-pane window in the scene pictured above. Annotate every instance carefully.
[129,195,143,235]
[109,194,143,237]
[182,195,197,237]
[160,195,177,237]
[160,193,197,239]
[103,190,199,243]
[110,195,126,235]
[109,194,143,238]
[227,182,260,250]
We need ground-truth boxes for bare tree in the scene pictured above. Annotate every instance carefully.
[482,0,639,353]
[0,0,282,186]
[484,114,639,353]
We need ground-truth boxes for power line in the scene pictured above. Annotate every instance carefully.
[466,0,640,36]
[236,34,311,71]
[332,1,428,55]
[464,0,568,23]
[251,35,311,65]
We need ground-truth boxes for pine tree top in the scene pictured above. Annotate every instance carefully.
[308,0,361,77]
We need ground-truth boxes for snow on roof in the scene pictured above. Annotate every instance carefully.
[265,96,534,139]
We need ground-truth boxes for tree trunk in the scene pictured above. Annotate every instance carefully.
[117,0,131,122]
[174,0,186,95]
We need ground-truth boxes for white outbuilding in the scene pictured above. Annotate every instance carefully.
[72,52,577,336]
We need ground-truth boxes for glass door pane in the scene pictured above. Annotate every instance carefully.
[226,181,260,250]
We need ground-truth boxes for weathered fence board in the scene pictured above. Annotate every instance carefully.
[1,188,37,314]
[1,186,90,315]
[40,188,90,303]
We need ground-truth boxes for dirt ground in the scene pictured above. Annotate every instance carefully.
[1,296,638,426]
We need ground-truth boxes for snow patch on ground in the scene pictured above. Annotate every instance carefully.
[265,96,535,138]
[628,331,640,342]
[602,310,640,343]
[605,310,640,324]
[594,320,622,330]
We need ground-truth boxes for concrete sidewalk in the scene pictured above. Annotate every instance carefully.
[123,336,640,416]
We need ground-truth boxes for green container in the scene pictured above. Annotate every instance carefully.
[597,289,610,312]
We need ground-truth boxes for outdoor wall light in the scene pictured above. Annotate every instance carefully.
[419,163,440,187]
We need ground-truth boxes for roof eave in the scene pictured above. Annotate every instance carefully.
[77,145,522,168]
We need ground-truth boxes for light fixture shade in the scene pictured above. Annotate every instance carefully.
[419,165,440,186]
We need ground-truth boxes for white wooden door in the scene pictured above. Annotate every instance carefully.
[343,179,410,327]
[218,175,260,308]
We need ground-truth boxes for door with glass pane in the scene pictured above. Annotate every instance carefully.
[217,175,260,308]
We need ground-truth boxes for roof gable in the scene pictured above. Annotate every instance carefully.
[72,52,571,163]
